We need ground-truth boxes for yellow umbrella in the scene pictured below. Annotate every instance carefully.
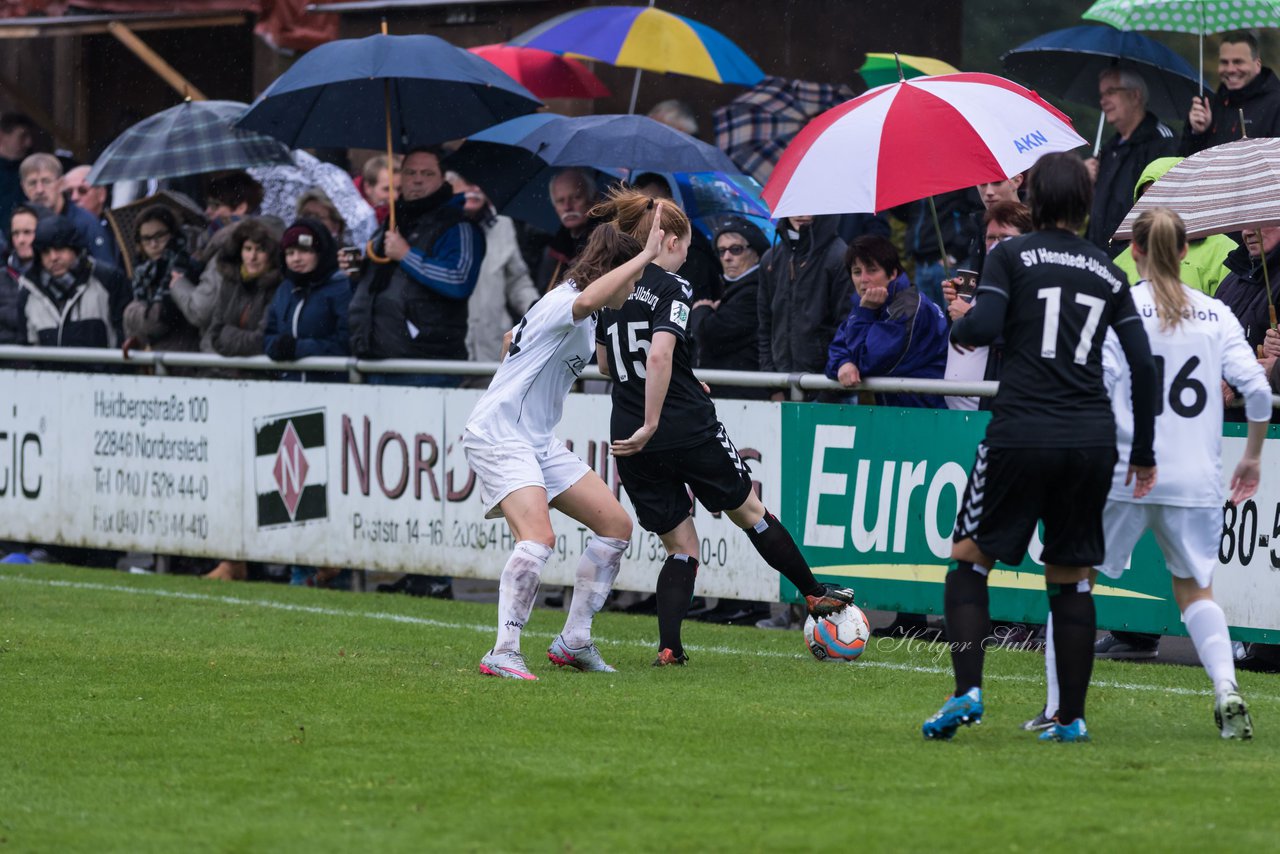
[859,53,960,88]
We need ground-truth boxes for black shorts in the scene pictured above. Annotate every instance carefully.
[952,443,1116,567]
[614,424,753,535]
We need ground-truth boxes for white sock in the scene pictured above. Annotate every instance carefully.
[561,535,627,648]
[1043,612,1059,719]
[494,541,552,653]
[1183,598,1237,698]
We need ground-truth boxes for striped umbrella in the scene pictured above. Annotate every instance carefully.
[763,73,1087,218]
[87,100,294,185]
[859,53,960,88]
[1112,137,1280,240]
[510,5,764,112]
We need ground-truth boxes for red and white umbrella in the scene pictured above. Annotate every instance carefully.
[763,72,1087,217]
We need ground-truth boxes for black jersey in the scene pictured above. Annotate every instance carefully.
[597,263,719,452]
[969,229,1142,449]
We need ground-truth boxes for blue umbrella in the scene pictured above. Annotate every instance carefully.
[236,34,542,151]
[1001,25,1204,152]
[447,113,740,232]
[667,171,776,244]
[476,113,739,174]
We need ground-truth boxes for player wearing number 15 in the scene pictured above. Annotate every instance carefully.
[595,189,854,667]
[923,153,1160,743]
[462,207,668,680]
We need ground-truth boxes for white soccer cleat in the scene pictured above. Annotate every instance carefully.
[1215,691,1253,740]
[479,649,538,680]
[547,635,617,672]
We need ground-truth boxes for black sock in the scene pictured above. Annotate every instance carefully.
[1048,581,1095,723]
[744,511,823,597]
[656,554,699,656]
[943,561,990,696]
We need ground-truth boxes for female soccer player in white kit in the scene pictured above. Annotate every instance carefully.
[463,206,667,680]
[1033,208,1268,738]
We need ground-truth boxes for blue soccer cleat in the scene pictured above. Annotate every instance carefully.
[922,687,984,740]
[1039,717,1090,743]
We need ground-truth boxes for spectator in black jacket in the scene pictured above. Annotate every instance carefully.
[2,204,41,345]
[1085,68,1177,255]
[757,215,851,400]
[690,217,770,400]
[1183,31,1280,156]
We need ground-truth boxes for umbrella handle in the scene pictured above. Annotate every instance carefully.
[366,238,392,265]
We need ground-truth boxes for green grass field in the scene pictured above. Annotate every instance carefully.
[3,563,1278,852]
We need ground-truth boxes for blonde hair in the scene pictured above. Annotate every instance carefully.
[590,185,691,242]
[1131,207,1189,331]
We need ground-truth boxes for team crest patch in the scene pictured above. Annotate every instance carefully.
[670,301,690,329]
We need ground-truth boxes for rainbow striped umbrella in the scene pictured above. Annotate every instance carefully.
[510,5,764,112]
[858,53,961,88]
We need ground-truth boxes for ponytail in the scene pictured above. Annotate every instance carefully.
[589,186,691,242]
[1131,207,1189,331]
[565,223,642,289]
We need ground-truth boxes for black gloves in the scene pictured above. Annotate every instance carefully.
[267,334,298,362]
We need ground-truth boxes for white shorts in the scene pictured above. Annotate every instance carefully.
[1095,500,1219,589]
[462,431,591,520]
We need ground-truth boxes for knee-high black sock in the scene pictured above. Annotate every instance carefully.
[943,561,990,696]
[656,554,699,656]
[1049,582,1095,723]
[744,511,823,597]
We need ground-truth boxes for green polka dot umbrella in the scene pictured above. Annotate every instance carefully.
[1083,0,1280,86]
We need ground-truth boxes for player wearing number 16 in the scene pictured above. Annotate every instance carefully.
[923,153,1160,744]
[595,189,854,667]
[1032,208,1268,741]
[462,206,668,680]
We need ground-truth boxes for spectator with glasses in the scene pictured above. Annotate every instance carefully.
[63,165,119,267]
[690,217,771,400]
[121,206,204,356]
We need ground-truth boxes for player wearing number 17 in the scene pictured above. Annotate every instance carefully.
[1031,208,1268,741]
[922,153,1160,743]
[462,206,669,680]
[595,189,853,667]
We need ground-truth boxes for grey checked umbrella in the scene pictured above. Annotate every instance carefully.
[87,100,294,186]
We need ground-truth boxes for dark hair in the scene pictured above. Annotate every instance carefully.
[221,218,280,271]
[404,145,446,166]
[0,112,35,134]
[564,223,643,289]
[134,205,185,260]
[845,234,902,278]
[632,172,673,198]
[206,172,264,214]
[10,203,42,226]
[984,200,1032,235]
[1221,30,1260,59]
[1026,153,1093,232]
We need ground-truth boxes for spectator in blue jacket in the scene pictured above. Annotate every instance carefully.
[825,235,948,408]
[264,219,350,383]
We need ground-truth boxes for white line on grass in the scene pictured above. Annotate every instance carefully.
[4,572,1278,703]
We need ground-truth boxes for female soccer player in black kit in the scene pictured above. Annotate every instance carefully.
[922,153,1160,743]
[593,188,854,666]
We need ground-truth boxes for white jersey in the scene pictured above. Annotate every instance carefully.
[1103,281,1271,507]
[464,282,594,451]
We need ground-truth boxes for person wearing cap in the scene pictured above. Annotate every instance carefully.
[16,213,127,350]
[690,217,771,400]
[263,218,350,383]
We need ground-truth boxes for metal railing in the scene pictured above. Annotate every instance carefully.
[0,344,1004,401]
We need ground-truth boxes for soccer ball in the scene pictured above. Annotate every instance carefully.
[804,605,871,662]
